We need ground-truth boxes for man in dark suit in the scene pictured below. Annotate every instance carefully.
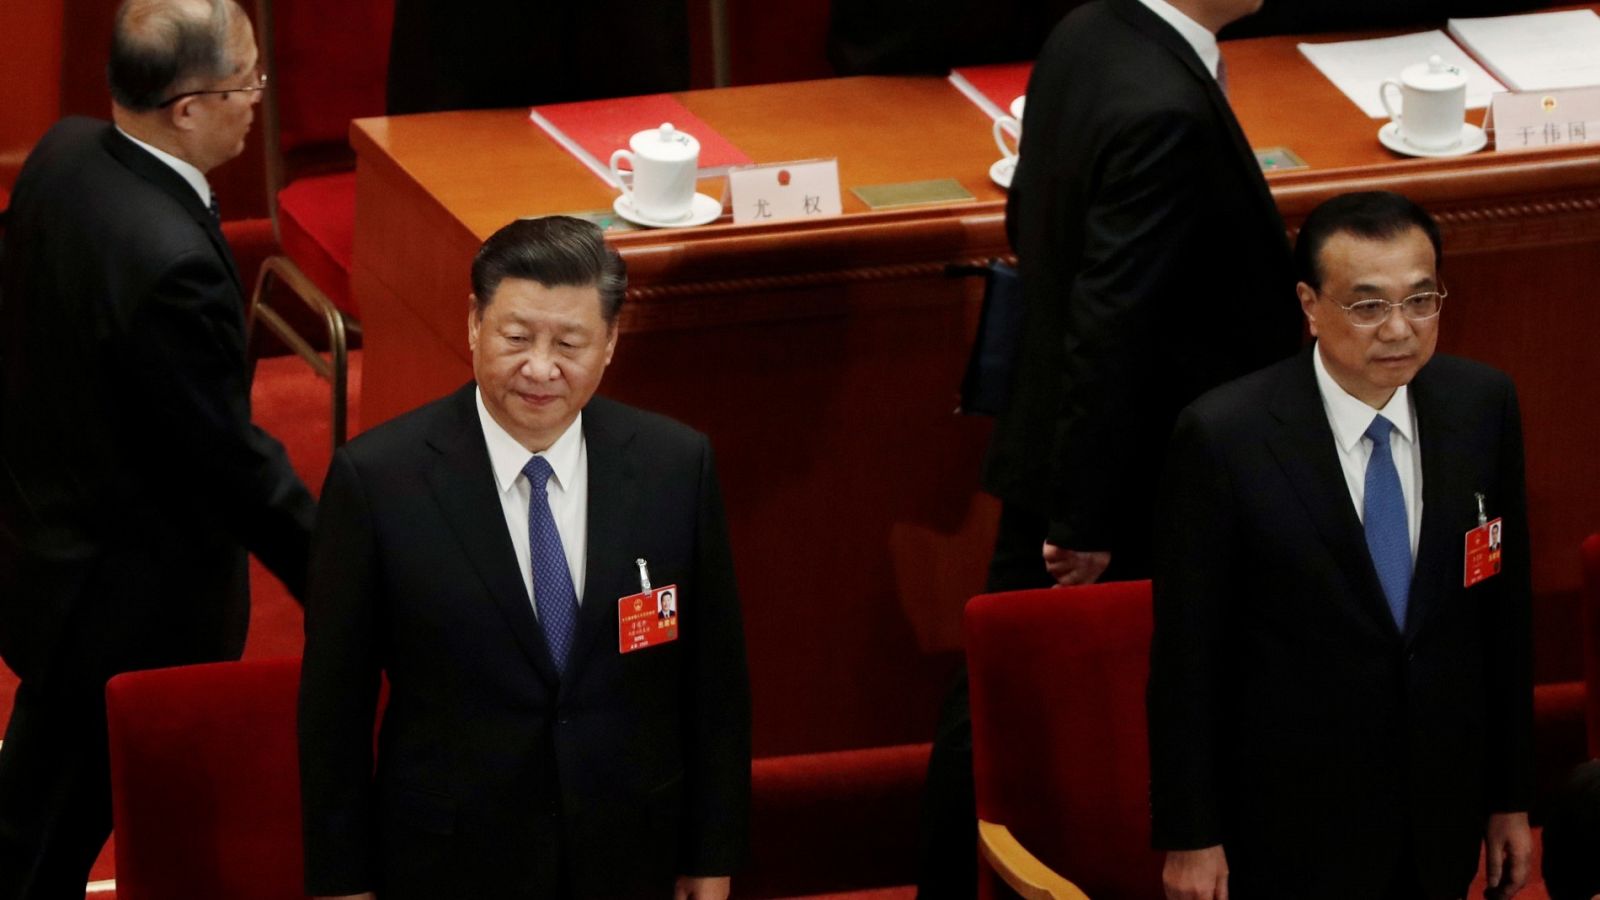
[298,217,750,900]
[1149,192,1533,899]
[987,0,1301,590]
[920,1,1301,893]
[0,1,315,896]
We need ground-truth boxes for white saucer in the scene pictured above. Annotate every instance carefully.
[1376,122,1488,159]
[612,192,722,229]
[990,157,1017,190]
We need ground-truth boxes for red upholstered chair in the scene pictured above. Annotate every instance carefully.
[744,743,929,897]
[249,0,393,447]
[1582,533,1600,757]
[966,581,1164,900]
[105,658,304,900]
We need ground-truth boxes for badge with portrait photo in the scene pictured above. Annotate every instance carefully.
[618,585,680,654]
[1463,518,1504,588]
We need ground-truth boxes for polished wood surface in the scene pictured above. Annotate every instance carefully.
[353,14,1600,754]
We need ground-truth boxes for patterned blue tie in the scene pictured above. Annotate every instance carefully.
[523,456,579,671]
[1363,415,1412,629]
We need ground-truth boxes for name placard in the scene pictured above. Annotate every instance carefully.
[727,159,843,225]
[1487,87,1600,150]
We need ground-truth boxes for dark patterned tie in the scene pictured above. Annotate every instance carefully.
[523,456,579,671]
[1363,415,1411,629]
[207,191,221,223]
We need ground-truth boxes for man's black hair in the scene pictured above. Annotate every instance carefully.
[1294,191,1443,289]
[471,217,627,323]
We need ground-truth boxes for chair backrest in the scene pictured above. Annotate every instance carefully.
[966,581,1165,900]
[257,0,394,196]
[1582,533,1600,757]
[106,657,305,900]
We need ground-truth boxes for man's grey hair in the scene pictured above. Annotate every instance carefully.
[108,0,237,111]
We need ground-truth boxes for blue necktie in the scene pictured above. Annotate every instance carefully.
[1363,416,1412,629]
[523,456,579,671]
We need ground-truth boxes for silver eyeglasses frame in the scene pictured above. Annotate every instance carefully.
[1333,288,1447,327]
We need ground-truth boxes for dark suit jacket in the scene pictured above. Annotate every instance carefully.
[0,117,313,684]
[1148,349,1534,899]
[299,387,751,898]
[983,0,1302,578]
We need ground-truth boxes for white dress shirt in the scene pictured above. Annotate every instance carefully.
[1136,0,1222,79]
[1312,342,1423,560]
[476,390,589,608]
[115,126,212,208]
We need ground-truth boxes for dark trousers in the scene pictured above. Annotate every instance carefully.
[0,675,113,900]
[1224,839,1428,899]
[915,503,1054,898]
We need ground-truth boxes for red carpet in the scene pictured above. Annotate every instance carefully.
[0,352,359,890]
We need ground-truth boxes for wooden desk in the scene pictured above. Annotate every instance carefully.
[352,20,1600,754]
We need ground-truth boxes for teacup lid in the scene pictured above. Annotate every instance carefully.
[1009,95,1025,119]
[629,123,700,162]
[1401,55,1467,92]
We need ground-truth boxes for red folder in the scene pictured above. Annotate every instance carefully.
[948,63,1033,120]
[529,94,752,188]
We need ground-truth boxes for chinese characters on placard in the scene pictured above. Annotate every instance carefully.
[1514,120,1592,146]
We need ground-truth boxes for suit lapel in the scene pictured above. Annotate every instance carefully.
[1403,365,1465,644]
[1265,352,1399,638]
[562,399,640,688]
[425,385,561,686]
[102,126,244,295]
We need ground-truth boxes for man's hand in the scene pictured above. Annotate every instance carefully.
[675,875,731,900]
[1484,811,1532,899]
[1163,846,1228,900]
[1042,542,1111,586]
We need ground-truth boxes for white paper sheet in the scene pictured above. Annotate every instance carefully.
[1298,31,1506,119]
[1449,10,1600,92]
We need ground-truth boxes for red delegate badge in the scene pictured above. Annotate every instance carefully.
[1463,518,1504,588]
[618,585,679,654]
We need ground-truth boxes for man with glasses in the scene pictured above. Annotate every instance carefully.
[1148,191,1533,899]
[0,2,312,896]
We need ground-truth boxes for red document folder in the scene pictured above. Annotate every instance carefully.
[947,63,1033,120]
[529,94,753,188]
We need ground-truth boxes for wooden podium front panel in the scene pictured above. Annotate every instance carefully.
[354,45,1600,752]
[601,278,997,752]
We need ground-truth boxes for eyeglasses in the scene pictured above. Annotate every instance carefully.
[156,69,267,108]
[1332,289,1446,327]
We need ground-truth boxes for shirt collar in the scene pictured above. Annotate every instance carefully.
[476,388,584,495]
[1313,341,1415,452]
[115,126,212,209]
[1136,0,1222,78]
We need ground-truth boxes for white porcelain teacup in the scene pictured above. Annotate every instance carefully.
[1379,55,1467,152]
[609,123,700,222]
